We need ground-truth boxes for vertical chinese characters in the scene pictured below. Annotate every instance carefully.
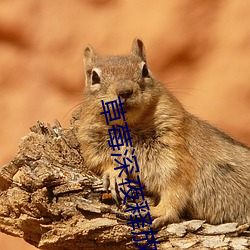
[100,96,160,249]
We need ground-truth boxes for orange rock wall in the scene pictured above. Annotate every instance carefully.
[0,1,250,249]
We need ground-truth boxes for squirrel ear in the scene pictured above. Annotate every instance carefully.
[83,46,99,86]
[131,38,147,63]
[83,45,98,71]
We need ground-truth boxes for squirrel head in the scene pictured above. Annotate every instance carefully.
[82,39,160,123]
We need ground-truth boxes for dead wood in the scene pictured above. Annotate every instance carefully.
[0,108,249,250]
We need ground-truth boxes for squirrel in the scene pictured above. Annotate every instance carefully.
[78,38,250,228]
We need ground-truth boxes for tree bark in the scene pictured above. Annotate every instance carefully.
[0,108,249,250]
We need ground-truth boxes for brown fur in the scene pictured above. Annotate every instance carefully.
[78,39,250,228]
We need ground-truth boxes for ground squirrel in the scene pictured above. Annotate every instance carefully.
[78,38,250,228]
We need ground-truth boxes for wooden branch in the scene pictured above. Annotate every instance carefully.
[0,108,249,249]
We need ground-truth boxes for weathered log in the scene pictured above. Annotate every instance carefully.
[0,109,249,249]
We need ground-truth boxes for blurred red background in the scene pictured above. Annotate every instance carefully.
[1,1,250,249]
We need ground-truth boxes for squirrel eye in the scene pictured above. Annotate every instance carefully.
[142,63,149,78]
[91,70,100,85]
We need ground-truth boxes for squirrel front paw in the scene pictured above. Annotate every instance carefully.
[102,168,127,205]
[150,202,181,229]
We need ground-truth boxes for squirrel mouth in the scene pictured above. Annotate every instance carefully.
[122,96,136,105]
[122,99,135,110]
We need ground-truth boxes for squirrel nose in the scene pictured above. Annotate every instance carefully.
[117,89,133,99]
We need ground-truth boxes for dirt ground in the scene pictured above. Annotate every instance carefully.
[1,1,250,249]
